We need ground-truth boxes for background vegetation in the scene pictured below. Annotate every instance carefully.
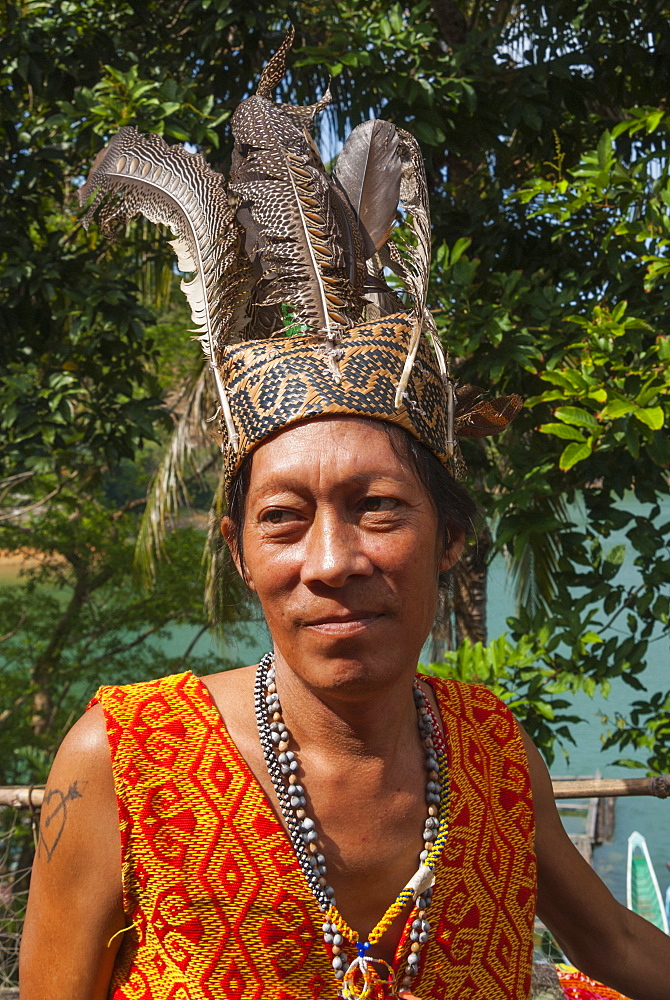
[1,7,669,962]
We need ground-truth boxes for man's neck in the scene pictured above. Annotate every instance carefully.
[273,655,422,775]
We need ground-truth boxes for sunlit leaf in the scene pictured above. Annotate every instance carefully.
[559,440,594,470]
[633,406,664,430]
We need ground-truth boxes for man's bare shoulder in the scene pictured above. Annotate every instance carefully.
[53,702,113,775]
[200,663,257,725]
[199,663,266,770]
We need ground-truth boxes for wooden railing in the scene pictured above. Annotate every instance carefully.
[551,774,670,799]
[1,775,669,810]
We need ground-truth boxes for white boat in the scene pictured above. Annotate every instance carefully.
[626,831,669,933]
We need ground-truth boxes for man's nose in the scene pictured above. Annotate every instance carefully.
[300,512,374,588]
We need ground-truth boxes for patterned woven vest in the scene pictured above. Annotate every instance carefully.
[91,671,536,1000]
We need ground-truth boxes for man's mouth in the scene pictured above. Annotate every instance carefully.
[304,612,383,634]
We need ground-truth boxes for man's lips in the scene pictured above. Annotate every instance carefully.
[303,612,383,632]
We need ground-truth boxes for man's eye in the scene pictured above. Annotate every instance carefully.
[359,496,399,512]
[260,508,298,524]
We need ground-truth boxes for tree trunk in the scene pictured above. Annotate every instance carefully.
[428,523,492,661]
[29,561,112,736]
[453,523,492,647]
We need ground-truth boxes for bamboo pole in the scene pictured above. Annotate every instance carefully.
[1,776,670,809]
[552,775,670,799]
[0,786,44,809]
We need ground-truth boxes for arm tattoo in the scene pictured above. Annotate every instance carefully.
[38,780,84,862]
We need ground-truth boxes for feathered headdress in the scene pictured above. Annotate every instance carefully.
[79,26,521,493]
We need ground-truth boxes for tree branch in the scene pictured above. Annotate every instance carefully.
[0,471,35,505]
[0,611,26,644]
[84,625,162,667]
[111,496,148,521]
[178,623,213,667]
[0,472,76,521]
[601,583,645,634]
[0,692,29,728]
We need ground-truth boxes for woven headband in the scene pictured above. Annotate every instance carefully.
[80,28,521,497]
[221,315,448,493]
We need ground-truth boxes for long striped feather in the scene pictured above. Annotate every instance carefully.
[78,127,251,449]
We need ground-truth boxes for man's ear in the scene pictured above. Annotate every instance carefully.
[439,529,465,574]
[220,516,254,589]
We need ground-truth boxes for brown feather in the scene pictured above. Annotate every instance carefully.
[333,120,402,259]
[385,128,432,315]
[256,25,296,98]
[455,393,523,437]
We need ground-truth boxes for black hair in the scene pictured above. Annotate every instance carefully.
[225,418,478,588]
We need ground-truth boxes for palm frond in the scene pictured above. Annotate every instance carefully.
[503,492,573,615]
[135,362,217,585]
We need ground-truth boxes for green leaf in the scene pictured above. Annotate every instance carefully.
[158,102,181,117]
[559,440,594,470]
[633,406,664,430]
[604,544,626,566]
[450,237,471,265]
[165,126,191,141]
[601,398,635,419]
[539,423,586,442]
[582,677,597,698]
[541,370,588,392]
[645,110,664,132]
[389,7,405,33]
[582,631,603,645]
[554,406,599,429]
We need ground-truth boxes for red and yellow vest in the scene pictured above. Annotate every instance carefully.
[91,671,536,999]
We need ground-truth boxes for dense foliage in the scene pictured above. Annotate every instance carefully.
[1,0,669,779]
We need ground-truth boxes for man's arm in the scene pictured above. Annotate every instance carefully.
[20,704,125,1000]
[522,728,670,1000]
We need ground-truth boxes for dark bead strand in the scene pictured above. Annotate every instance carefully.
[254,654,331,909]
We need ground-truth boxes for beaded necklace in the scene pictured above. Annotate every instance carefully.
[254,652,450,998]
